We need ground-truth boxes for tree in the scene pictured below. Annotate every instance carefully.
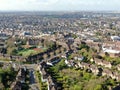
[94,85,103,90]
[73,85,83,90]
[11,49,17,55]
[83,72,91,80]
[105,52,109,57]
[21,38,27,45]
[56,60,66,71]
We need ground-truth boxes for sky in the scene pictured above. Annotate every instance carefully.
[0,0,119,11]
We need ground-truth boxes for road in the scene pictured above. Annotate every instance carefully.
[29,69,40,90]
[29,70,35,84]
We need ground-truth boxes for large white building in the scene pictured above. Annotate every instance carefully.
[111,36,120,41]
[102,46,120,54]
[102,41,120,54]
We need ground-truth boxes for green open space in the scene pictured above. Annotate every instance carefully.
[18,49,38,57]
[16,46,47,57]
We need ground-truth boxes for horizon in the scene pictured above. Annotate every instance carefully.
[0,10,120,13]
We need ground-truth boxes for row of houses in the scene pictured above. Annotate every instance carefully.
[0,44,64,64]
[38,61,57,90]
[26,46,64,62]
[78,61,120,81]
[78,62,99,75]
[10,68,26,90]
[26,45,63,62]
[117,64,120,71]
[81,38,120,57]
[90,58,112,68]
[65,59,120,81]
[0,44,62,63]
[102,69,120,80]
[0,53,25,61]
[2,62,20,71]
[65,59,99,75]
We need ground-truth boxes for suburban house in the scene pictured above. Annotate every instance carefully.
[102,60,112,68]
[38,62,58,90]
[16,68,26,83]
[93,58,112,68]
[89,65,99,75]
[61,54,67,58]
[38,62,48,82]
[10,68,26,90]
[10,81,21,90]
[74,55,84,61]
[65,60,75,67]
[102,69,112,77]
[117,64,120,71]
[81,62,90,69]
[85,40,100,52]
[47,76,57,90]
[101,69,120,81]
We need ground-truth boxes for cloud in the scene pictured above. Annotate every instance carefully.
[0,0,119,11]
[0,0,60,11]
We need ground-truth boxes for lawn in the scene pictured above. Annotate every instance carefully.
[17,46,48,57]
[18,49,38,56]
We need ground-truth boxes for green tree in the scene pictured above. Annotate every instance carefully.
[94,85,103,90]
[11,49,17,55]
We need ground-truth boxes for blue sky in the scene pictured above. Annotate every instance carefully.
[0,0,119,11]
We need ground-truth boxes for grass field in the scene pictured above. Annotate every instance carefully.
[18,49,38,57]
[17,46,48,57]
